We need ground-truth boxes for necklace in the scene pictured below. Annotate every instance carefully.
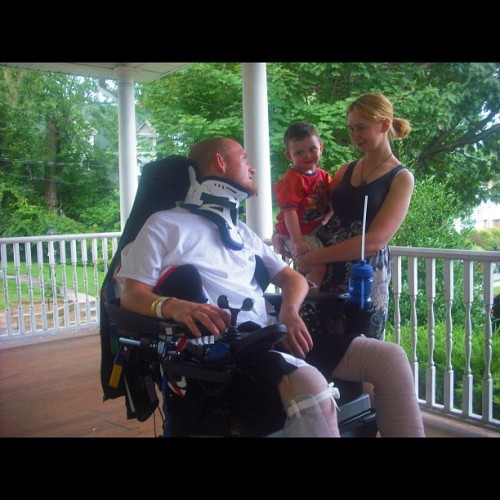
[359,153,393,185]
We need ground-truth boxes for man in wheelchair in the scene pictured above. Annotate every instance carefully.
[101,137,424,437]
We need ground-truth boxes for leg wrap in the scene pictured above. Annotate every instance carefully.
[278,366,340,437]
[332,336,425,437]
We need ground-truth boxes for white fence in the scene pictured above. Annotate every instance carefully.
[0,232,120,339]
[390,247,499,429]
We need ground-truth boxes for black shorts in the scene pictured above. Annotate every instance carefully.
[305,333,358,379]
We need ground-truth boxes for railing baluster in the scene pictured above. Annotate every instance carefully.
[1,243,13,336]
[91,239,99,322]
[392,254,402,346]
[25,242,36,333]
[463,260,474,417]
[482,262,494,423]
[47,239,59,329]
[426,258,436,406]
[59,239,70,327]
[70,240,81,327]
[36,241,48,331]
[13,243,24,335]
[81,239,91,322]
[408,256,419,395]
[443,259,454,411]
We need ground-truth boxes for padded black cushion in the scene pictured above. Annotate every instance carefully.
[100,156,198,400]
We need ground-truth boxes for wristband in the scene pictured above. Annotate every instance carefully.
[150,296,173,319]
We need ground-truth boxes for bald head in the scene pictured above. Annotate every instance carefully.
[188,137,239,176]
[188,137,257,196]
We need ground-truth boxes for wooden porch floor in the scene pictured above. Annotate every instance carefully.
[1,328,498,439]
[0,329,160,438]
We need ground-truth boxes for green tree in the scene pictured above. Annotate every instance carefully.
[142,62,499,221]
[140,63,245,156]
[471,228,500,251]
[0,68,120,236]
[1,63,498,239]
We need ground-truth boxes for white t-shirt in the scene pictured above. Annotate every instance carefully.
[116,207,288,326]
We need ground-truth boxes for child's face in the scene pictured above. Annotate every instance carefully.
[285,135,323,172]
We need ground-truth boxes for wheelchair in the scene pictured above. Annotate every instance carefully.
[104,290,377,437]
[99,155,377,437]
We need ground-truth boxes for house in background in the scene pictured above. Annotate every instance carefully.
[472,200,500,229]
[137,121,159,170]
[455,200,500,232]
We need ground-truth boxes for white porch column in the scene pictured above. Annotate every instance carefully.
[242,63,273,240]
[116,67,139,231]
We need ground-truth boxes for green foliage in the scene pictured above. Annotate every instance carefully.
[471,228,500,251]
[0,68,120,236]
[0,181,85,236]
[78,188,121,233]
[141,63,244,157]
[386,322,500,418]
[1,63,498,237]
[392,176,473,249]
[142,62,499,217]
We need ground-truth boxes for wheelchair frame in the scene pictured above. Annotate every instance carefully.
[105,293,377,437]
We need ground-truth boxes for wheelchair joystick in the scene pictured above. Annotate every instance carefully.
[217,295,254,340]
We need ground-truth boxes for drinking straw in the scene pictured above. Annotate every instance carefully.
[361,195,368,261]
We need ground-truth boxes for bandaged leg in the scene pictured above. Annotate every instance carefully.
[278,366,340,437]
[332,336,425,437]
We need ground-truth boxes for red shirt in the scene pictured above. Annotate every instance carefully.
[274,167,332,236]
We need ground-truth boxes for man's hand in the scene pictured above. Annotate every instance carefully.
[120,278,231,337]
[278,304,313,359]
[164,299,231,337]
[271,266,311,357]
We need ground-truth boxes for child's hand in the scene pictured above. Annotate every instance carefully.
[292,240,313,258]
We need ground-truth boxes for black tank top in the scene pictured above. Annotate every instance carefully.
[331,159,406,228]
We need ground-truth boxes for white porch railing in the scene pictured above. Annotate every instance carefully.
[1,234,499,432]
[0,233,120,339]
[389,247,499,431]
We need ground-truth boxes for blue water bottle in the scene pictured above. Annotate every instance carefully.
[347,260,373,311]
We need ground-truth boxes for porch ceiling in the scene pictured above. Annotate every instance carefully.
[0,62,191,83]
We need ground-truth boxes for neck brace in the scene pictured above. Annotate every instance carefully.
[180,166,251,250]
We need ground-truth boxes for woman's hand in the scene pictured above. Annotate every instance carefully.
[295,251,314,275]
[293,239,313,258]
